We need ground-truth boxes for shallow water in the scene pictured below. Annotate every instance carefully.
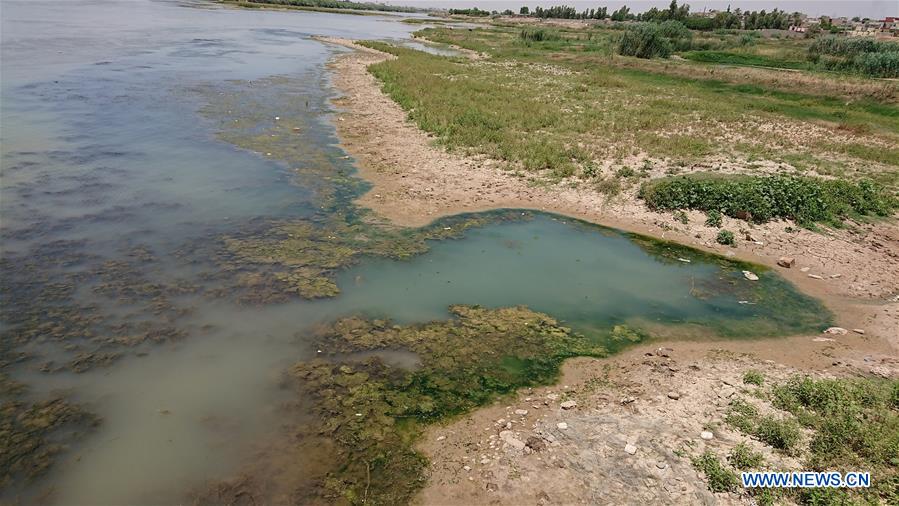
[1,1,829,504]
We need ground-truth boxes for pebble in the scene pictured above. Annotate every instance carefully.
[852,328,865,335]
[667,391,681,400]
[800,267,810,272]
[742,270,759,281]
[560,400,577,410]
[556,422,568,430]
[624,444,638,455]
[463,465,471,471]
[700,431,714,440]
[808,274,823,279]
[514,409,528,416]
[777,256,795,268]
[824,327,848,335]
[546,393,559,401]
[436,435,446,442]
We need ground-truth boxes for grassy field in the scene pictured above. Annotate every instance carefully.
[360,25,898,209]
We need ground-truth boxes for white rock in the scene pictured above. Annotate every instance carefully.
[499,430,526,450]
[824,327,848,335]
[546,393,559,401]
[560,400,577,410]
[514,409,528,416]
[463,465,471,471]
[852,328,865,335]
[624,444,638,455]
[667,391,681,400]
[556,422,568,430]
[700,431,714,440]
[742,271,759,281]
[808,274,823,279]
[436,435,446,442]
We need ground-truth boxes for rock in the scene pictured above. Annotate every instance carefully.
[536,491,551,506]
[677,258,691,263]
[830,274,841,279]
[655,347,673,357]
[700,431,714,440]
[620,396,636,405]
[546,393,559,401]
[813,337,835,342]
[463,465,471,471]
[667,391,681,400]
[656,461,668,469]
[777,256,795,268]
[808,274,823,279]
[560,400,577,410]
[525,436,547,452]
[556,422,568,430]
[800,267,810,272]
[499,430,526,450]
[486,483,498,492]
[514,409,528,416]
[742,270,759,281]
[436,435,446,442]
[824,327,848,335]
[624,444,638,455]
[852,328,865,335]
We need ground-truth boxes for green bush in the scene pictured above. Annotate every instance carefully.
[639,174,897,227]
[743,370,765,386]
[692,451,740,492]
[520,28,561,42]
[755,418,802,452]
[617,23,673,59]
[808,35,899,77]
[704,209,722,228]
[727,442,764,470]
[716,229,735,245]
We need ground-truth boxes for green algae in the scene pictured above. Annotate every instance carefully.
[0,372,99,492]
[222,211,531,298]
[290,305,605,504]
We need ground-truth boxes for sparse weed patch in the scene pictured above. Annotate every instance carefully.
[727,442,764,470]
[691,451,740,492]
[743,370,765,386]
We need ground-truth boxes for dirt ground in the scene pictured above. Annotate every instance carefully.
[315,37,899,504]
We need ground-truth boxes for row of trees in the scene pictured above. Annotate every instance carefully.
[504,2,806,31]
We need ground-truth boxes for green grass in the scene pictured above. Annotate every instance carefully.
[743,369,765,386]
[692,451,740,492]
[682,50,811,70]
[359,26,898,184]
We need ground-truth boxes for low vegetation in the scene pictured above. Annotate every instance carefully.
[711,375,899,503]
[692,450,740,492]
[360,25,899,220]
[640,174,897,227]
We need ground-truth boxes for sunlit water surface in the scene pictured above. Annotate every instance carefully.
[1,1,828,504]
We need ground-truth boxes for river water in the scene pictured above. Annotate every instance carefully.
[1,1,829,504]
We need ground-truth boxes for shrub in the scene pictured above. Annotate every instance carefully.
[596,177,621,196]
[674,210,688,224]
[704,209,722,228]
[617,23,673,59]
[808,35,899,77]
[727,442,764,470]
[755,418,801,452]
[520,28,561,42]
[716,229,735,246]
[743,370,765,386]
[639,174,897,227]
[725,398,759,433]
[692,451,740,492]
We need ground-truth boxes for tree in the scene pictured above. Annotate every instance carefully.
[520,6,529,15]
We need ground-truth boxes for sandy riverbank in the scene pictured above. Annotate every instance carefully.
[316,35,898,504]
